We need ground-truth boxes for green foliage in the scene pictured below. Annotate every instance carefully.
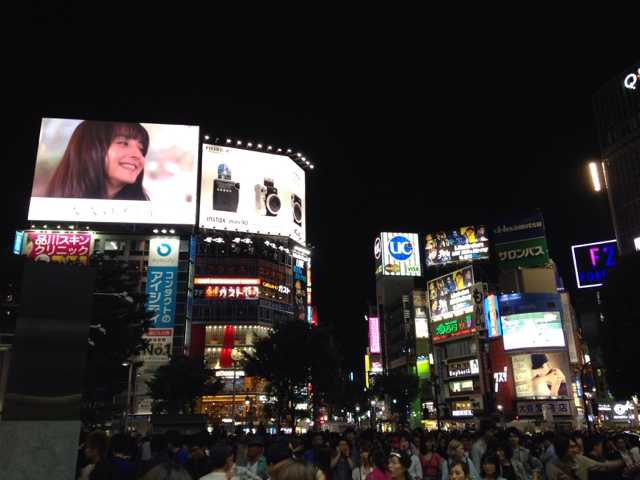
[242,320,343,430]
[146,354,221,414]
[369,368,420,423]
[81,252,154,429]
[599,250,640,399]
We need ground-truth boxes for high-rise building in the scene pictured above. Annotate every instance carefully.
[592,59,640,254]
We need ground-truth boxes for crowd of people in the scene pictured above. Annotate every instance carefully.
[75,423,640,480]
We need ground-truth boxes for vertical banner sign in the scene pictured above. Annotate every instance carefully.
[143,237,179,362]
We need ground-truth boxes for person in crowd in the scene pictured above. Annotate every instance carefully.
[389,450,413,480]
[546,433,624,480]
[399,431,424,480]
[629,435,640,463]
[183,433,213,480]
[165,430,189,466]
[305,432,327,462]
[608,434,634,466]
[448,459,471,480]
[538,431,557,480]
[315,443,334,480]
[344,427,361,467]
[270,457,318,480]
[240,436,269,480]
[141,462,193,480]
[353,441,374,480]
[264,441,294,479]
[366,446,392,480]
[460,432,472,459]
[420,435,443,480]
[141,434,173,477]
[622,460,640,480]
[494,439,527,480]
[46,120,151,200]
[80,430,119,480]
[200,443,235,480]
[110,432,137,480]
[478,451,501,480]
[443,439,478,480]
[332,436,356,480]
[506,427,542,480]
[470,421,497,474]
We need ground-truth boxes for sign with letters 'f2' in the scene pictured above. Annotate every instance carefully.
[571,239,618,289]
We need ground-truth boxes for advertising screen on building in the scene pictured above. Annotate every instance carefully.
[571,239,618,289]
[499,293,565,351]
[424,225,490,267]
[427,267,476,321]
[19,231,92,263]
[374,232,422,277]
[492,209,549,270]
[511,352,570,398]
[28,118,200,225]
[200,144,306,243]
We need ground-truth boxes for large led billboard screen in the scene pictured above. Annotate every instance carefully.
[498,293,565,351]
[28,118,200,225]
[511,352,570,398]
[427,266,475,321]
[424,225,490,267]
[200,144,306,243]
[373,232,422,277]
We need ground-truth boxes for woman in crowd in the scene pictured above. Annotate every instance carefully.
[442,439,478,480]
[353,441,374,480]
[448,460,471,480]
[389,450,413,480]
[365,447,391,480]
[494,440,527,480]
[478,451,501,480]
[420,436,443,480]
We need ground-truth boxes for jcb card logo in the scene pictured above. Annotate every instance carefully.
[388,235,413,261]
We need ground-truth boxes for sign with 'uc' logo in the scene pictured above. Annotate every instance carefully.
[388,235,413,261]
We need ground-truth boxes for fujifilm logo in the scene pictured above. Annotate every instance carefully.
[493,221,543,234]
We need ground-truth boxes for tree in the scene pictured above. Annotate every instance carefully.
[369,368,420,425]
[242,320,343,431]
[146,353,222,414]
[82,252,154,429]
[599,250,640,399]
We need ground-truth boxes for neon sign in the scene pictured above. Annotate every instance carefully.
[624,68,640,90]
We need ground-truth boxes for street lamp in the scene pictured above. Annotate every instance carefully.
[122,359,135,433]
[580,361,593,433]
[245,395,251,430]
[370,399,376,431]
[355,403,361,429]
[230,348,243,429]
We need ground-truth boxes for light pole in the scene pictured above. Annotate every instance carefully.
[230,348,243,430]
[245,395,251,430]
[122,360,134,433]
[355,403,361,430]
[370,399,376,430]
[580,361,593,433]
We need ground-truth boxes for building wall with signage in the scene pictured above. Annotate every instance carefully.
[592,59,640,255]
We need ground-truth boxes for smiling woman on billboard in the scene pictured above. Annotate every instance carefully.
[45,120,150,200]
[28,118,199,225]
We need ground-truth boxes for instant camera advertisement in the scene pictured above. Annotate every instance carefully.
[200,144,306,243]
[28,118,200,225]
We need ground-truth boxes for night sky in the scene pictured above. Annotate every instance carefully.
[3,4,639,371]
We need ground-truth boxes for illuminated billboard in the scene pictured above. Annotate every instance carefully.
[498,293,565,351]
[28,118,199,225]
[200,144,306,243]
[427,267,475,322]
[492,209,549,270]
[374,232,422,277]
[193,277,261,304]
[19,231,92,263]
[511,352,570,398]
[571,239,618,289]
[424,225,490,267]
